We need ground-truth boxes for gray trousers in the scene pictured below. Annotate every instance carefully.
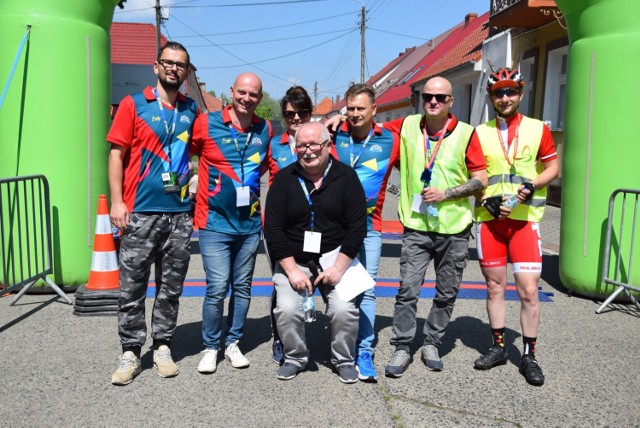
[273,263,358,369]
[390,226,470,351]
[117,212,192,348]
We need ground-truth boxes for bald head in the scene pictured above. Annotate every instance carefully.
[231,72,263,117]
[421,76,454,123]
[423,77,452,97]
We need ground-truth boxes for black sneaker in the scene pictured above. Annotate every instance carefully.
[337,364,359,384]
[474,345,508,370]
[519,354,545,386]
[277,362,302,380]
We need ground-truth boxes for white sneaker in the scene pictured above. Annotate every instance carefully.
[197,349,218,374]
[225,341,250,368]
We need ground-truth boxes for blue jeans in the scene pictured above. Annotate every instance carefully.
[356,230,382,355]
[199,230,260,350]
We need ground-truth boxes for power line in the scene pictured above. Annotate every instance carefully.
[367,26,431,41]
[115,0,330,13]
[196,29,356,69]
[185,28,354,47]
[171,0,331,7]
[171,11,359,38]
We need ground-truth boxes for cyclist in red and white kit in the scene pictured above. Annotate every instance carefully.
[473,67,559,386]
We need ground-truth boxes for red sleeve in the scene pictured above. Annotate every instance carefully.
[189,112,208,156]
[380,117,404,137]
[537,124,557,162]
[465,130,486,172]
[106,95,136,149]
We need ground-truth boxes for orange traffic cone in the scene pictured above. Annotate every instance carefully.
[86,195,120,290]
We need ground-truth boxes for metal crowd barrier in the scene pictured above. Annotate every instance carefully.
[596,188,640,314]
[0,175,72,305]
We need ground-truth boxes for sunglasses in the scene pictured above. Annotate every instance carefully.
[294,140,329,153]
[421,93,451,104]
[491,88,521,98]
[284,109,310,120]
[157,59,188,71]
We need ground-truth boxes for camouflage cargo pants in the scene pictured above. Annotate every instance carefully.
[117,212,192,348]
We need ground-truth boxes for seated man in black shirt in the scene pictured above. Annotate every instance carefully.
[264,121,367,383]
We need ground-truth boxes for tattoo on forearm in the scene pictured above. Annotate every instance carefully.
[444,178,484,200]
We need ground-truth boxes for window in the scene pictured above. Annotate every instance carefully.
[519,53,536,117]
[543,42,569,130]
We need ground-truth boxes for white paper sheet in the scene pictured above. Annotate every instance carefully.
[319,246,376,302]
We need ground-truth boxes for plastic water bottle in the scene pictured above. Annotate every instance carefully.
[426,203,439,228]
[503,195,519,209]
[303,289,316,323]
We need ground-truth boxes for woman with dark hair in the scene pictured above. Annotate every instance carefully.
[267,86,313,182]
[265,86,313,365]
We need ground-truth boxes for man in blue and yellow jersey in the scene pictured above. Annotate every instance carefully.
[331,84,400,382]
[108,42,200,385]
[473,68,558,387]
[190,72,272,375]
[383,77,488,378]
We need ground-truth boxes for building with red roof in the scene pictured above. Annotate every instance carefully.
[110,22,208,112]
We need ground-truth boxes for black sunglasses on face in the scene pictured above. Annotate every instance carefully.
[421,93,450,104]
[284,110,310,120]
[491,88,521,98]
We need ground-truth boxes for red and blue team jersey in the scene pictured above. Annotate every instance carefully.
[267,133,298,185]
[191,106,272,234]
[107,86,199,213]
[331,121,400,231]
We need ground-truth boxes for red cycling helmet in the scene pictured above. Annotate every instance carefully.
[487,67,525,92]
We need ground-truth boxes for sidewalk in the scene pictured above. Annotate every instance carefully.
[1,201,639,426]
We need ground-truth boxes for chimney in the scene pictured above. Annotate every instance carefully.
[335,95,341,104]
[465,13,478,26]
[199,82,206,91]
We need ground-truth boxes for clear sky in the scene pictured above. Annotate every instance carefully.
[114,0,489,101]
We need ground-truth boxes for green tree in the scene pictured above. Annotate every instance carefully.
[255,91,281,123]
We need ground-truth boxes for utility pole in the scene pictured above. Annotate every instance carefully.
[314,81,318,106]
[360,6,366,84]
[155,0,162,58]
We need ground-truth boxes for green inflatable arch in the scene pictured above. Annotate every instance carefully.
[1,0,638,296]
[0,0,119,285]
[556,0,640,298]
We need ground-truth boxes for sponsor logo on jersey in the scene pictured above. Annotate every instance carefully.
[370,144,383,152]
[221,138,232,144]
[180,115,191,124]
[278,157,287,163]
[250,137,263,146]
[152,115,161,122]
[340,142,349,148]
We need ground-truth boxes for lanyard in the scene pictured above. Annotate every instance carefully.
[496,114,521,167]
[349,128,374,167]
[297,159,332,231]
[421,118,450,184]
[288,133,297,156]
[153,88,179,169]
[229,125,253,185]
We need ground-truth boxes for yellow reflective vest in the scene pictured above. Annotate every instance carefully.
[398,114,474,234]
[475,115,547,222]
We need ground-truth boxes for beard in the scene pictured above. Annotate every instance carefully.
[159,75,182,92]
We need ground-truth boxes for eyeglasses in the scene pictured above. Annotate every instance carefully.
[158,59,188,71]
[421,93,451,104]
[294,140,329,153]
[284,109,310,120]
[491,88,520,98]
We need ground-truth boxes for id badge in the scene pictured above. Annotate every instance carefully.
[411,193,427,214]
[236,186,250,207]
[303,230,322,253]
[162,172,180,194]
